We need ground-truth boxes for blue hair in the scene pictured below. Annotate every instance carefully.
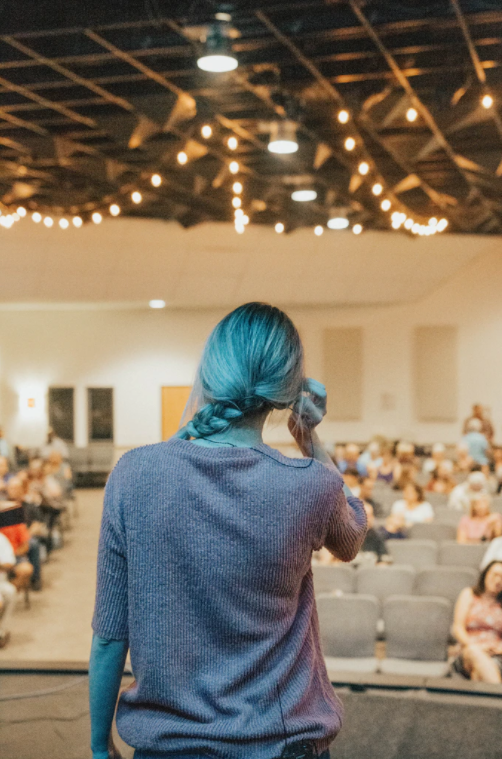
[177,302,305,440]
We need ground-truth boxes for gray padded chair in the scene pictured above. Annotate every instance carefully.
[409,523,457,542]
[380,596,452,676]
[414,566,477,608]
[426,492,449,508]
[434,507,463,527]
[312,564,356,597]
[317,594,379,674]
[385,539,438,569]
[356,564,416,603]
[438,541,487,569]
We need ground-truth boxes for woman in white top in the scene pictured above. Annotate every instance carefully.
[391,482,434,528]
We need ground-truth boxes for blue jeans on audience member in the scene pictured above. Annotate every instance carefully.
[28,537,41,587]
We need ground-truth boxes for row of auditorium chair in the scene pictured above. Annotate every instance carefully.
[384,539,486,569]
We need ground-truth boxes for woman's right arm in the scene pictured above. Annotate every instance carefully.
[452,587,474,646]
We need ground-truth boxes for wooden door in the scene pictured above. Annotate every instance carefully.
[161,386,192,440]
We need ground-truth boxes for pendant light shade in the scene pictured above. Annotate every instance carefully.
[197,26,238,72]
[268,121,299,154]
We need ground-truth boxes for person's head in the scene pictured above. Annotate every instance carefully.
[467,470,486,494]
[469,493,491,519]
[368,441,380,460]
[403,482,424,506]
[431,442,445,462]
[363,501,374,528]
[359,477,374,500]
[334,444,346,464]
[343,468,360,490]
[48,451,63,469]
[345,443,360,463]
[466,418,483,433]
[28,457,43,478]
[177,303,305,440]
[7,477,24,502]
[437,460,454,479]
[473,561,502,603]
[396,441,415,463]
[0,456,9,478]
[472,404,484,419]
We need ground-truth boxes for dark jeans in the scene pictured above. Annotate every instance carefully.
[28,538,41,586]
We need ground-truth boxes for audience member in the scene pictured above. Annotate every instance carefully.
[379,513,407,541]
[358,441,382,478]
[5,478,43,590]
[457,495,502,545]
[359,477,384,517]
[357,502,388,563]
[0,426,14,466]
[493,447,502,494]
[0,532,16,649]
[342,468,361,497]
[425,460,456,494]
[47,451,73,498]
[336,443,363,475]
[452,561,502,683]
[0,516,33,592]
[463,404,494,444]
[461,418,490,467]
[393,462,418,491]
[0,456,12,497]
[423,443,446,475]
[455,442,474,473]
[449,470,487,512]
[39,427,69,461]
[375,445,398,485]
[390,482,434,527]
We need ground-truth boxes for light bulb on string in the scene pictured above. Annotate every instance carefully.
[372,183,383,196]
[344,137,356,151]
[234,208,244,218]
[109,204,121,216]
[352,224,363,235]
[314,225,323,236]
[275,222,284,234]
[482,94,493,109]
[232,196,242,208]
[92,212,102,224]
[358,161,369,175]
[381,199,391,211]
[72,216,83,228]
[404,218,414,230]
[12,213,19,222]
[131,191,142,204]
[232,181,243,194]
[437,218,448,231]
[177,151,188,165]
[242,215,249,225]
[227,136,238,150]
[201,124,212,139]
[32,212,42,223]
[43,216,53,228]
[59,218,69,229]
[229,161,239,174]
[338,110,349,124]
[16,206,26,217]
[151,174,162,187]
[406,107,418,122]
[429,217,438,227]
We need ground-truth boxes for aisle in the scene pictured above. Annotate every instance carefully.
[0,489,104,663]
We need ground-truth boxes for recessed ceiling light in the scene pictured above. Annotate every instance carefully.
[149,299,166,309]
[291,190,317,202]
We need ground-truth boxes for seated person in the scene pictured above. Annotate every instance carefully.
[375,445,398,485]
[47,451,73,498]
[452,561,502,683]
[457,495,502,545]
[357,502,388,563]
[359,477,384,517]
[378,513,407,541]
[0,532,16,649]
[426,460,456,494]
[449,469,487,512]
[423,443,446,475]
[0,456,12,496]
[0,485,34,592]
[456,442,474,473]
[393,462,419,491]
[481,537,502,571]
[461,418,490,467]
[337,443,363,475]
[5,478,43,590]
[390,482,434,528]
[342,468,361,498]
[358,441,382,478]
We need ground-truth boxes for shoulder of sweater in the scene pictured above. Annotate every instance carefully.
[111,442,166,470]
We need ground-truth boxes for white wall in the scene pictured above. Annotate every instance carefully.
[1,244,501,449]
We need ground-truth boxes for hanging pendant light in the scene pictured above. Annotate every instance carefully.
[197,24,238,73]
[268,121,299,154]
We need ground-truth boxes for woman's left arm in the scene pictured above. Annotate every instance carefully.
[89,634,129,759]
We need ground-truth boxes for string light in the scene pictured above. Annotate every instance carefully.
[482,94,493,109]
[391,218,401,229]
[177,151,188,165]
[353,224,363,235]
[404,218,414,230]
[201,124,212,139]
[151,174,162,187]
[59,218,69,229]
[275,222,284,233]
[344,137,356,151]
[232,181,243,194]
[412,223,420,234]
[437,218,448,231]
[338,110,350,124]
[43,216,53,228]
[109,204,121,216]
[358,161,370,175]
[234,208,244,218]
[131,191,142,204]
[429,217,438,226]
[72,216,83,228]
[16,206,26,217]
[232,196,242,208]
[406,107,418,122]
[242,215,249,225]
[229,161,239,174]
[381,199,391,211]
[314,225,324,236]
[12,213,19,221]
[32,212,42,223]
[372,183,383,196]
[227,136,238,150]
[235,224,245,234]
[92,212,102,224]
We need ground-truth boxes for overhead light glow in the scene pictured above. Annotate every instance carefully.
[352,223,363,235]
[372,183,383,196]
[201,124,212,139]
[72,216,83,228]
[227,136,238,150]
[358,161,370,175]
[232,196,242,208]
[314,225,323,236]
[268,121,299,154]
[149,299,166,309]
[177,151,188,165]
[327,217,349,230]
[344,137,356,151]
[235,224,245,234]
[234,208,244,218]
[242,215,249,225]
[109,204,121,216]
[482,94,493,109]
[404,218,414,229]
[412,223,420,234]
[381,199,391,211]
[232,181,243,194]
[197,53,238,73]
[229,161,239,174]
[428,217,438,226]
[131,191,142,204]
[275,222,285,233]
[16,206,27,217]
[406,107,418,122]
[291,189,317,202]
[12,213,19,221]
[32,212,42,223]
[59,218,69,229]
[437,218,448,231]
[92,212,102,224]
[43,216,53,228]
[151,173,162,187]
[338,110,350,124]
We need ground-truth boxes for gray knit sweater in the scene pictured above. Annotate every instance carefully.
[92,437,367,759]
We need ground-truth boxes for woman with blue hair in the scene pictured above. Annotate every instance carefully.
[90,302,367,759]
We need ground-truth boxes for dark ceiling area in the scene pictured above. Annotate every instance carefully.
[1,1,502,234]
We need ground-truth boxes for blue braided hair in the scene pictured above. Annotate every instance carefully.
[177,302,306,440]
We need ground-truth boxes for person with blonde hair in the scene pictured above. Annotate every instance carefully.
[457,495,502,545]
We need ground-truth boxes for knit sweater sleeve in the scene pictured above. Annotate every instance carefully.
[92,458,129,641]
[318,467,368,562]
